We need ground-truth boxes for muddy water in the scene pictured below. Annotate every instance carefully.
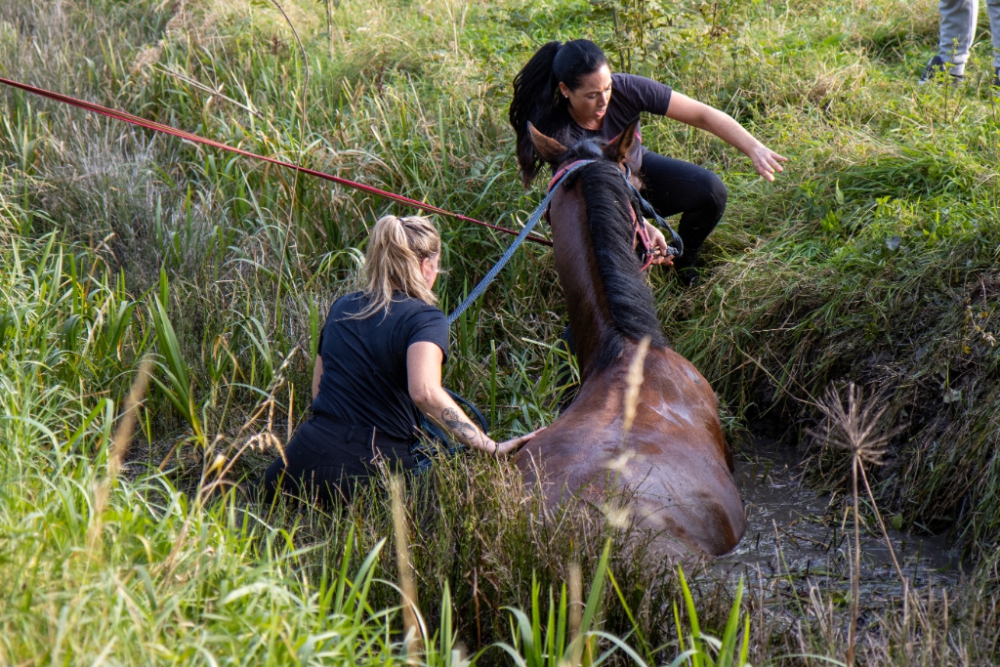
[717,440,961,596]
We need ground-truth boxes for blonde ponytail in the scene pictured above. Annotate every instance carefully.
[351,215,441,319]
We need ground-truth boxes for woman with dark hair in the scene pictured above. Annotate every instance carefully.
[509,39,787,283]
[261,215,541,505]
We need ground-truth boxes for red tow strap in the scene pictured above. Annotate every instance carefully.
[0,76,553,247]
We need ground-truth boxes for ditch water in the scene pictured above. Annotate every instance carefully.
[717,440,961,599]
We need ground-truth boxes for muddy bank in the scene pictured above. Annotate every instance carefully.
[719,439,961,599]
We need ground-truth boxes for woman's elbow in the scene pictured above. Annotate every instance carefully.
[409,384,437,411]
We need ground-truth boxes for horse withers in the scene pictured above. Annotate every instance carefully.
[515,120,746,557]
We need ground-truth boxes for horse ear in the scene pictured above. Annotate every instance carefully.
[528,122,568,164]
[604,117,640,164]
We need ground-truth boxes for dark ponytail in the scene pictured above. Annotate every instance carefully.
[509,39,609,187]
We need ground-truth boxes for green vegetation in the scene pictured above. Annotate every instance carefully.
[1,0,999,663]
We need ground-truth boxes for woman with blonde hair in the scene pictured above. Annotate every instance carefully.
[262,215,541,504]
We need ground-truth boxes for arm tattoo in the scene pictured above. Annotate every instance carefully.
[442,407,477,443]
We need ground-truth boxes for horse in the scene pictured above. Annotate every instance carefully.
[514,120,746,557]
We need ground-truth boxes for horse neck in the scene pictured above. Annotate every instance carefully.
[548,182,620,379]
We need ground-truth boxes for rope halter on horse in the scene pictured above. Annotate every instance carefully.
[547,160,684,272]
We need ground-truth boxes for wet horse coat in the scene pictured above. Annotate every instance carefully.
[515,124,746,556]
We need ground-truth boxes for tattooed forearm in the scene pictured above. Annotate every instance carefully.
[442,407,477,443]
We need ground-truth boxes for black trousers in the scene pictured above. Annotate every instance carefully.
[261,414,417,505]
[639,151,728,267]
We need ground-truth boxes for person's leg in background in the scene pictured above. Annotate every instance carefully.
[988,0,1000,88]
[638,151,728,286]
[922,0,977,81]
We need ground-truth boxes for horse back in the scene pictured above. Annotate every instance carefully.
[515,347,746,556]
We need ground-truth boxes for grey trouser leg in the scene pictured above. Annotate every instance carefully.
[989,0,1000,69]
[938,0,977,74]
[939,0,1000,72]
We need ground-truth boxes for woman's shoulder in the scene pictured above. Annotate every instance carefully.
[395,293,445,320]
[613,73,671,96]
[329,290,364,312]
[324,291,377,324]
[611,73,672,115]
[613,72,668,86]
[396,296,448,353]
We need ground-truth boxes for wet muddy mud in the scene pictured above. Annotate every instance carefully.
[717,440,960,600]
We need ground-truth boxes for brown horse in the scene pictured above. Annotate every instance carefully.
[515,121,746,556]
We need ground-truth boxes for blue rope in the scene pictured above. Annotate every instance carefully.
[447,160,593,325]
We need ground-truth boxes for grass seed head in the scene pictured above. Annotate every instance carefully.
[813,381,891,467]
[622,336,651,437]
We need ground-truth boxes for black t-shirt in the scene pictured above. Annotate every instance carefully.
[555,73,672,170]
[311,291,449,441]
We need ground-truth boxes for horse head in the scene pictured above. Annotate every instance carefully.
[515,122,746,557]
[528,118,644,191]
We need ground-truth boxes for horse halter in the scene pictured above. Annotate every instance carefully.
[547,160,684,272]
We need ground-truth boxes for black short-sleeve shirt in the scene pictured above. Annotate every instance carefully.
[311,291,449,441]
[557,73,672,170]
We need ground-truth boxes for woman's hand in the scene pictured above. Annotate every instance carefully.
[643,221,675,267]
[409,343,547,455]
[748,144,787,182]
[493,428,546,456]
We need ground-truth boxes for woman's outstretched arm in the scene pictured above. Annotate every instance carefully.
[665,92,787,181]
[407,342,542,455]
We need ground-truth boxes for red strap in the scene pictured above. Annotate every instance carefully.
[548,159,590,192]
[0,76,553,247]
[624,190,654,272]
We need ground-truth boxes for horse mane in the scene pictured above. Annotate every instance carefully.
[563,159,668,367]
